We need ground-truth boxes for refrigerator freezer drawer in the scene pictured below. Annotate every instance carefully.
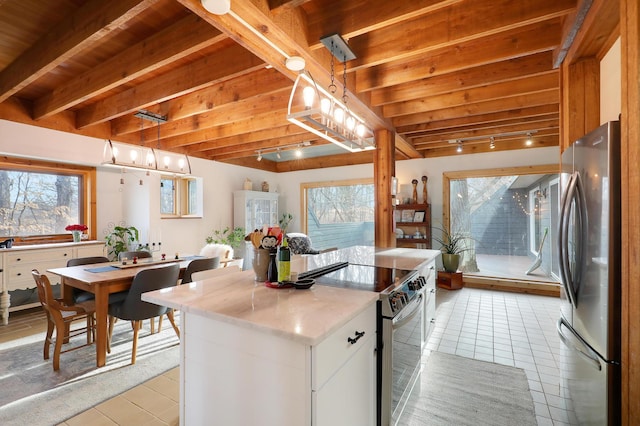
[558,318,619,425]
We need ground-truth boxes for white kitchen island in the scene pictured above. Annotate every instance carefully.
[142,246,440,426]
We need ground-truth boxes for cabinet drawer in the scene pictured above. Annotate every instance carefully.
[7,260,65,291]
[6,248,72,265]
[312,303,376,390]
[75,244,106,258]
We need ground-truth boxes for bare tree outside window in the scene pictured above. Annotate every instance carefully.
[0,169,80,236]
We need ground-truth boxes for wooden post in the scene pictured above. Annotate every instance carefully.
[374,129,395,248]
[620,0,640,423]
[560,57,600,151]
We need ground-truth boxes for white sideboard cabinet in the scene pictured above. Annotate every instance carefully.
[233,190,279,268]
[0,241,105,325]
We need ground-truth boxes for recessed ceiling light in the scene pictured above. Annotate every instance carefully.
[201,0,230,15]
[285,56,305,72]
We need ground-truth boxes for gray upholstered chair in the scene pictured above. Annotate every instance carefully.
[107,264,180,364]
[118,250,152,261]
[285,233,336,255]
[66,256,110,303]
[181,257,220,284]
[32,269,95,371]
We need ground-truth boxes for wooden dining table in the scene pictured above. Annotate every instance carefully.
[48,258,191,367]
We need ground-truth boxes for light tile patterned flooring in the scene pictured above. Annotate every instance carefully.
[3,287,567,425]
[428,287,569,426]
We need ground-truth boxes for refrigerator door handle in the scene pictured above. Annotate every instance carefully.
[559,173,578,306]
[557,318,602,371]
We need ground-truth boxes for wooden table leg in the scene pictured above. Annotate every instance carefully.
[94,286,109,367]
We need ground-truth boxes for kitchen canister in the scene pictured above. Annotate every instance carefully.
[252,248,270,282]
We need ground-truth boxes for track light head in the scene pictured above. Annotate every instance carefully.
[256,151,262,161]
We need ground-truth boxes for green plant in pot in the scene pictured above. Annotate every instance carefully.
[433,227,469,273]
[105,225,139,261]
[206,226,245,257]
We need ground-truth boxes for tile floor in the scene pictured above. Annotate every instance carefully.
[427,287,569,426]
[3,286,567,425]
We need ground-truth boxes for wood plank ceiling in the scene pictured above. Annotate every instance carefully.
[0,0,575,172]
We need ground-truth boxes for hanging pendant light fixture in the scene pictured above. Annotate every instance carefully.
[102,110,191,175]
[287,34,375,153]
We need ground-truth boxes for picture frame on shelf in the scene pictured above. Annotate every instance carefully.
[413,211,425,222]
[401,209,414,222]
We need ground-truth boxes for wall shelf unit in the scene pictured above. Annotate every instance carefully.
[394,203,431,249]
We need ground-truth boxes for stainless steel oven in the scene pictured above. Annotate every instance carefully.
[299,261,427,426]
[379,274,426,426]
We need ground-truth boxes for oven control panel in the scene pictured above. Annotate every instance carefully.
[381,272,425,317]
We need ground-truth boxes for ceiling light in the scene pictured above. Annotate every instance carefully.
[276,149,281,159]
[285,56,306,72]
[489,137,495,150]
[295,148,302,158]
[456,141,463,153]
[286,34,375,153]
[201,0,230,15]
[102,111,190,175]
[256,151,262,161]
[525,133,533,146]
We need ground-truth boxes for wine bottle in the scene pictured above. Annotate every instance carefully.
[278,238,291,282]
[267,249,278,283]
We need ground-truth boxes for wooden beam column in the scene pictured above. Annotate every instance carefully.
[620,0,640,423]
[374,129,395,248]
[559,57,600,151]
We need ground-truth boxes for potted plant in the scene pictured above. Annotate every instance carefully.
[205,226,246,256]
[433,226,470,272]
[105,225,139,261]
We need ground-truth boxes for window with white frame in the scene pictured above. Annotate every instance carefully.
[160,175,203,218]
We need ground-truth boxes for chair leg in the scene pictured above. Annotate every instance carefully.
[149,317,155,334]
[86,315,93,345]
[131,320,140,364]
[44,316,54,360]
[166,310,180,339]
[157,312,165,333]
[52,317,65,371]
[107,315,115,354]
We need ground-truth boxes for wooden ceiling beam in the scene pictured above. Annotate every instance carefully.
[412,119,560,145]
[207,137,327,160]
[383,73,559,117]
[392,90,559,128]
[33,15,224,120]
[112,67,290,135]
[396,104,559,135]
[419,135,559,157]
[371,52,556,106]
[0,0,152,103]
[346,0,575,70]
[304,0,463,50]
[75,43,264,129]
[356,19,561,93]
[136,89,290,143]
[177,0,391,132]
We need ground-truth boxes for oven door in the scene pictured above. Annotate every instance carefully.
[380,291,425,426]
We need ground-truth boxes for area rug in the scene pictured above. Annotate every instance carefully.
[399,351,536,426]
[0,316,180,426]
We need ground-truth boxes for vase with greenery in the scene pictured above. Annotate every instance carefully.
[206,226,246,254]
[433,226,469,273]
[105,225,139,261]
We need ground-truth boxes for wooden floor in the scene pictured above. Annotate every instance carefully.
[0,307,179,426]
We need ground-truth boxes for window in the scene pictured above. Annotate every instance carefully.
[301,179,374,250]
[0,156,95,241]
[443,165,559,283]
[160,175,202,218]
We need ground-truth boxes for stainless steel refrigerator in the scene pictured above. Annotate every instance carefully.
[557,121,621,425]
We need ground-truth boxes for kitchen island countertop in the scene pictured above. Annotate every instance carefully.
[142,246,439,346]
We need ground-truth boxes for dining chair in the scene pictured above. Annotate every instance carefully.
[66,256,110,303]
[107,264,180,364]
[31,269,96,371]
[181,257,220,284]
[191,265,242,282]
[118,250,152,261]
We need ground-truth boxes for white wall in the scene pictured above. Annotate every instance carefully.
[600,37,622,124]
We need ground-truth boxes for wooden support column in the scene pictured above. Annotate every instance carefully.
[374,129,395,248]
[559,57,600,151]
[620,0,640,423]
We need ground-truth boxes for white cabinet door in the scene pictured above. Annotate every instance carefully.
[313,334,376,426]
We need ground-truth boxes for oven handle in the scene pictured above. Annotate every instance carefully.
[392,294,423,330]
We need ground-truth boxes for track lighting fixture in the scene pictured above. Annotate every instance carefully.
[525,133,533,146]
[276,149,281,159]
[256,151,262,161]
[456,141,463,153]
[254,141,312,161]
[449,130,538,152]
[489,137,495,150]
